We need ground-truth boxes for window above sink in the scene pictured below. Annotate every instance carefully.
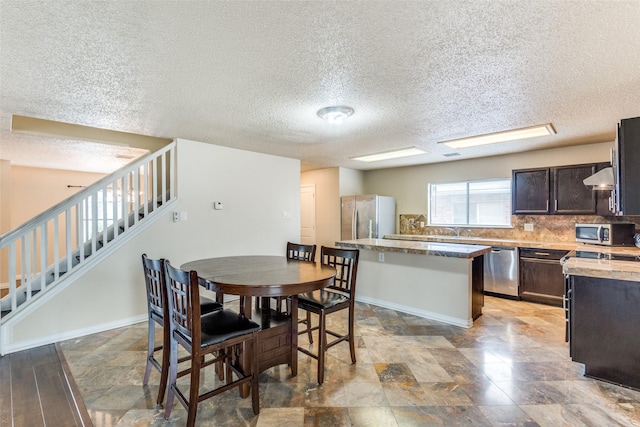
[429,178,512,227]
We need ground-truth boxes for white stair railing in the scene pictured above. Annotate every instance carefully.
[0,142,176,319]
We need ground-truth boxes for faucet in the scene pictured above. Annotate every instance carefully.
[444,227,461,237]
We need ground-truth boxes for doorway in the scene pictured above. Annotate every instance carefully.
[300,184,316,245]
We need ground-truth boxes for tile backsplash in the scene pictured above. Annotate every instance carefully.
[399,214,640,242]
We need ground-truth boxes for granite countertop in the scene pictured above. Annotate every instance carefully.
[561,244,640,282]
[335,238,491,259]
[384,234,577,251]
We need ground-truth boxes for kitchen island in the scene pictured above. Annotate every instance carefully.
[562,246,640,390]
[336,238,491,328]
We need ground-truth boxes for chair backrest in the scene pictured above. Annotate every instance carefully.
[141,254,166,320]
[320,246,359,296]
[163,260,202,344]
[286,242,317,262]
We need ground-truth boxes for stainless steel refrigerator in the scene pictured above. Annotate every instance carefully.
[341,195,396,240]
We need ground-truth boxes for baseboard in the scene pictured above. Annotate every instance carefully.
[354,295,473,329]
[2,314,147,355]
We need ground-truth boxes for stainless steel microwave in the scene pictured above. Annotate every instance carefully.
[575,223,636,246]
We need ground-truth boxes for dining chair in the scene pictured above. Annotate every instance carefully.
[141,254,222,405]
[163,260,260,426]
[257,242,317,315]
[297,246,359,384]
[286,242,317,262]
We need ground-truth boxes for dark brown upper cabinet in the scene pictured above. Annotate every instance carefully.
[552,164,597,214]
[512,163,602,215]
[512,168,550,214]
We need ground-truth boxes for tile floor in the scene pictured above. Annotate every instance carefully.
[59,297,640,426]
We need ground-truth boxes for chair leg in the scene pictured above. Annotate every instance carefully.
[216,349,225,381]
[317,311,326,384]
[157,319,171,404]
[186,353,201,427]
[306,310,313,343]
[164,339,179,420]
[348,308,357,364]
[225,346,233,385]
[143,318,154,386]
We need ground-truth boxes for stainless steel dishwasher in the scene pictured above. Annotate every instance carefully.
[483,246,519,297]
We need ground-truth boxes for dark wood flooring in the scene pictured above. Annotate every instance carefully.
[0,343,92,427]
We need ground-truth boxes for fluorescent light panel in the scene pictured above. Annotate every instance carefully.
[351,147,427,162]
[439,123,556,149]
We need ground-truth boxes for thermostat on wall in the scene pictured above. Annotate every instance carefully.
[213,202,223,210]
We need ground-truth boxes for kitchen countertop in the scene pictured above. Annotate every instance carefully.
[336,238,491,259]
[382,234,640,281]
[562,244,640,281]
[384,233,577,251]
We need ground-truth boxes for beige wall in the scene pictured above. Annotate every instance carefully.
[9,166,105,228]
[363,142,613,218]
[338,167,365,196]
[0,160,10,235]
[301,168,341,250]
[0,161,10,284]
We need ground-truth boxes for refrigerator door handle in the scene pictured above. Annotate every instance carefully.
[353,208,358,239]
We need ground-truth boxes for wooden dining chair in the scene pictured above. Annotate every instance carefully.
[141,254,222,405]
[297,246,359,384]
[286,242,317,262]
[257,242,317,314]
[163,260,260,426]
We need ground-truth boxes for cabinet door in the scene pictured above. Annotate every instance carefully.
[552,164,597,214]
[520,256,564,306]
[570,275,640,390]
[512,168,550,214]
[619,117,640,215]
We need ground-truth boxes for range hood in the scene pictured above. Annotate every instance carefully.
[583,166,615,190]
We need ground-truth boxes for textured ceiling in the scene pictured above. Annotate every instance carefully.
[1,1,639,174]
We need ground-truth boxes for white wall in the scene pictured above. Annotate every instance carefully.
[5,139,301,352]
[363,142,613,216]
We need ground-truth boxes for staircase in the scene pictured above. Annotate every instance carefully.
[0,142,177,323]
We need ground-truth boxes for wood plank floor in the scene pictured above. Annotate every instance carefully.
[0,343,92,427]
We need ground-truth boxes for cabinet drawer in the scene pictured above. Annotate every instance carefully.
[520,248,567,260]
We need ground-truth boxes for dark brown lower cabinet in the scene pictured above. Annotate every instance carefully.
[568,275,640,391]
[519,248,567,306]
[472,255,484,320]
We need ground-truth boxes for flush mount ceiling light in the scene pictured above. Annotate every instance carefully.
[351,147,427,162]
[317,106,354,124]
[439,123,556,149]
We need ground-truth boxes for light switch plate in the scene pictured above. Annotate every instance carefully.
[524,223,534,231]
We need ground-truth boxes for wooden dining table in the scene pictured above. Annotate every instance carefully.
[181,255,336,385]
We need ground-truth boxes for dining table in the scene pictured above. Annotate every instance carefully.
[181,255,336,394]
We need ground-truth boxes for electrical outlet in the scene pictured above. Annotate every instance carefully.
[172,211,179,222]
[378,252,384,262]
[524,223,534,231]
[420,221,425,228]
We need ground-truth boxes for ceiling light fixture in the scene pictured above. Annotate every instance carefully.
[439,123,556,149]
[351,147,427,162]
[317,106,354,124]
